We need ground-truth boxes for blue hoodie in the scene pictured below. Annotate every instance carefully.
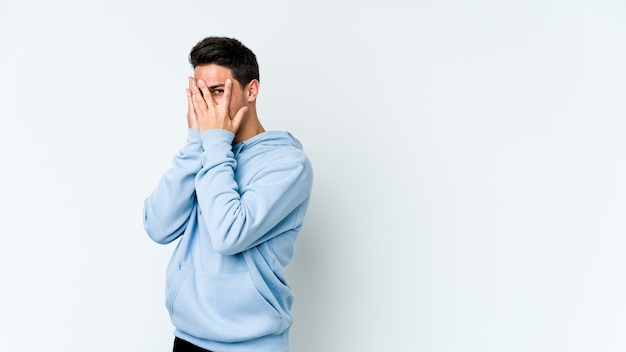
[143,129,313,352]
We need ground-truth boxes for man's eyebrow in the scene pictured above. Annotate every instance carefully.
[208,84,225,90]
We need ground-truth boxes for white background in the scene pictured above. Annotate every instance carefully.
[1,1,625,351]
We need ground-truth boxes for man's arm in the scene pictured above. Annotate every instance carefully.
[143,130,203,244]
[194,130,312,254]
[143,79,206,244]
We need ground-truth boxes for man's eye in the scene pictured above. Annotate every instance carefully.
[213,89,224,95]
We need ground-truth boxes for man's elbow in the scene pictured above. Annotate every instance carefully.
[211,239,245,256]
[143,217,180,245]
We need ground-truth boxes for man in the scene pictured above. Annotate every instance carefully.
[143,36,313,352]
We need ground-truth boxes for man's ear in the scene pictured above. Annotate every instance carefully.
[246,79,259,102]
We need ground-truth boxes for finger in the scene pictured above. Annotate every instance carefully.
[189,77,202,99]
[231,106,248,132]
[196,79,215,107]
[186,88,198,129]
[186,88,196,116]
[190,79,208,113]
[187,78,195,112]
[222,79,233,111]
[188,76,200,98]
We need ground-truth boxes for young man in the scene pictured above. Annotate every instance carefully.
[143,36,313,352]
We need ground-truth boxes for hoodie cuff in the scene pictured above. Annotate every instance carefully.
[187,128,201,142]
[199,129,235,150]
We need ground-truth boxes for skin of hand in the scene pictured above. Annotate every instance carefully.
[186,77,199,130]
[186,76,248,134]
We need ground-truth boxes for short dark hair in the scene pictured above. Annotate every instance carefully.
[189,36,259,86]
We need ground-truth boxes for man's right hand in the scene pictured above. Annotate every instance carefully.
[186,77,199,130]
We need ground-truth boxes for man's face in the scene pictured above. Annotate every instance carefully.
[193,64,248,120]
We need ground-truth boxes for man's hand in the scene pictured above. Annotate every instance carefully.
[186,77,248,134]
[186,77,199,130]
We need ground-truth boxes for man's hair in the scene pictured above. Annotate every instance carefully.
[189,36,259,86]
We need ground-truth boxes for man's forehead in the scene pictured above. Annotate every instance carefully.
[193,64,233,81]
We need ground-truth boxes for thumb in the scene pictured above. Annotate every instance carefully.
[231,106,248,132]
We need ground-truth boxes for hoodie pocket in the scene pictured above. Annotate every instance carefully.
[165,265,190,313]
[167,265,282,343]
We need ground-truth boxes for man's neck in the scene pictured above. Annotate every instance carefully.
[233,116,265,145]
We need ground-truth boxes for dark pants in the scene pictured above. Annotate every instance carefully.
[173,337,213,352]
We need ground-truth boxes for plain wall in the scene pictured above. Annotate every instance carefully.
[1,1,625,351]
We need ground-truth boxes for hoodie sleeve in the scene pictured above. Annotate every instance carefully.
[195,129,312,255]
[143,129,203,244]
